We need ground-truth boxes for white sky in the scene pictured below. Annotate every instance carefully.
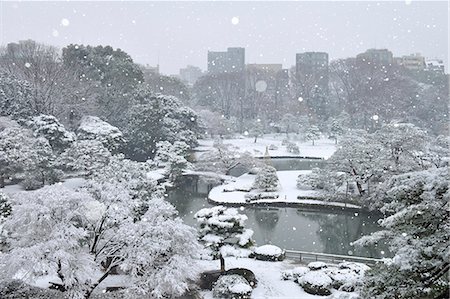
[0,1,448,75]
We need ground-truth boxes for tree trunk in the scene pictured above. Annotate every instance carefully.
[220,254,226,272]
[85,270,111,299]
[254,136,257,143]
[0,175,4,188]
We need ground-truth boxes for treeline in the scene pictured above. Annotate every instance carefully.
[0,40,201,162]
[192,57,449,136]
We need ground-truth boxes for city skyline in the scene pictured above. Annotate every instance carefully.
[1,1,448,75]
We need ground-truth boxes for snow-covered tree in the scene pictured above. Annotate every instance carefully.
[355,167,449,299]
[154,141,191,181]
[76,116,125,154]
[90,155,163,219]
[194,206,254,271]
[58,140,111,177]
[374,123,428,173]
[0,127,35,187]
[26,114,75,152]
[0,72,34,119]
[248,120,264,143]
[279,113,298,135]
[327,133,381,196]
[124,89,200,161]
[306,125,321,146]
[329,118,346,144]
[253,165,279,191]
[22,137,62,190]
[1,181,200,298]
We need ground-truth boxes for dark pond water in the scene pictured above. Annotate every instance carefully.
[167,188,389,259]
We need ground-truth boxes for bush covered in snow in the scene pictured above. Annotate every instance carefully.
[282,262,369,296]
[252,165,279,191]
[58,140,111,176]
[299,270,333,296]
[26,114,75,152]
[281,266,310,281]
[212,275,252,299]
[77,116,125,154]
[252,244,285,261]
[286,141,300,154]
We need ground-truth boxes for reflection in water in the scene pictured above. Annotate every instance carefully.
[300,211,390,258]
[253,208,280,244]
[167,188,388,258]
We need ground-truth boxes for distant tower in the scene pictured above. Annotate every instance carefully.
[207,47,245,74]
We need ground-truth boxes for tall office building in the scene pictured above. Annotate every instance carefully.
[179,65,203,86]
[295,52,329,91]
[207,47,245,74]
[356,49,394,65]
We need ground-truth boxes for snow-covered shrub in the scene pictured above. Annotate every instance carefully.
[252,165,279,191]
[225,268,257,288]
[338,262,370,275]
[281,138,290,146]
[299,271,333,296]
[296,169,322,190]
[281,266,311,281]
[324,267,360,290]
[58,140,111,176]
[244,192,279,202]
[77,116,125,154]
[26,114,75,152]
[286,142,300,154]
[253,244,285,261]
[268,144,278,150]
[308,262,328,270]
[212,275,252,299]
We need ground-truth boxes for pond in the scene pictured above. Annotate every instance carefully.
[167,186,389,259]
[169,155,390,259]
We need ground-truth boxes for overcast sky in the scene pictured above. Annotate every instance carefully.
[1,1,448,75]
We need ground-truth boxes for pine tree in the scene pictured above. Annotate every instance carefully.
[306,125,321,146]
[253,165,279,191]
[194,206,254,271]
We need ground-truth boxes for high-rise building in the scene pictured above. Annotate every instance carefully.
[395,53,426,70]
[246,63,283,73]
[356,49,394,65]
[207,47,245,74]
[179,65,203,86]
[295,52,329,91]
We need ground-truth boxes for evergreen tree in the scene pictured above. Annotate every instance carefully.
[253,165,279,191]
[194,206,254,271]
[305,125,321,146]
[355,168,449,299]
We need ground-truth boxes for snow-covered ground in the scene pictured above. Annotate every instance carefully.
[198,257,358,299]
[209,170,361,209]
[0,177,86,194]
[196,135,337,159]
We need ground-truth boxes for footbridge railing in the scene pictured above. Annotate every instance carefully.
[285,250,382,266]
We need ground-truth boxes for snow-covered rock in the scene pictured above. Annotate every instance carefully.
[253,245,285,261]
